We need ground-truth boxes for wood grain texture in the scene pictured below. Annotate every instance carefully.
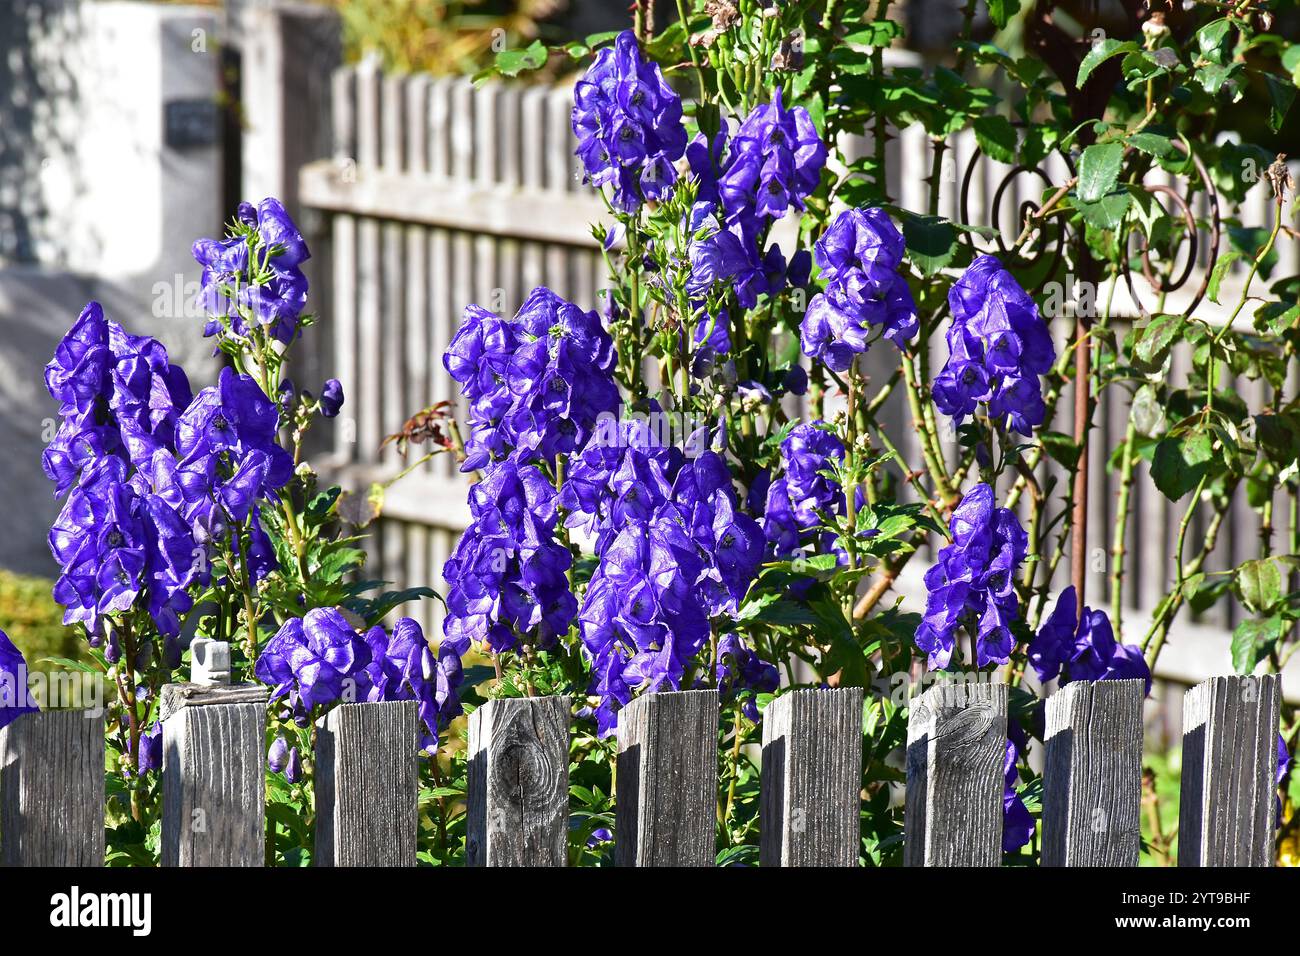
[0,711,105,866]
[905,681,1006,867]
[466,696,570,867]
[616,689,719,867]
[1178,674,1281,867]
[1042,679,1144,867]
[161,684,268,867]
[315,701,419,867]
[760,688,863,867]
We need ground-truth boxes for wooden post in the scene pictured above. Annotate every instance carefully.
[466,696,570,867]
[161,683,268,867]
[0,711,105,866]
[1178,674,1281,867]
[760,688,863,867]
[616,689,718,867]
[1042,679,1144,866]
[905,680,1006,867]
[315,701,419,867]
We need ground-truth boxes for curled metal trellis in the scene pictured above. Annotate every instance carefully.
[1119,141,1221,318]
[958,143,1077,293]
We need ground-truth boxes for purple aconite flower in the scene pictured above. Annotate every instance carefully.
[360,617,466,750]
[48,456,201,638]
[137,721,163,774]
[933,255,1055,436]
[255,607,373,714]
[192,197,310,344]
[571,30,687,213]
[443,288,619,471]
[319,378,345,418]
[717,89,826,227]
[268,736,290,773]
[1027,586,1151,693]
[762,422,846,559]
[443,459,576,654]
[915,483,1027,670]
[174,366,294,532]
[0,630,38,731]
[1002,736,1034,852]
[42,302,193,491]
[716,633,779,722]
[800,208,918,372]
[566,439,762,736]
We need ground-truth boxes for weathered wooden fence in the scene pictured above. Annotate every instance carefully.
[0,675,1282,867]
[296,61,1300,703]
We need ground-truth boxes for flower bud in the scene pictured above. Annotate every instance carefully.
[268,737,289,773]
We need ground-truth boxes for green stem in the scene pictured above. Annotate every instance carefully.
[1110,417,1138,634]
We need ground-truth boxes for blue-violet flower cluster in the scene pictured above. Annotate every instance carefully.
[801,207,918,372]
[915,483,1027,669]
[571,30,686,213]
[1028,586,1151,692]
[933,255,1054,435]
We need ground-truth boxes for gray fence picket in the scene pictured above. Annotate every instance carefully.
[466,696,570,867]
[616,689,719,867]
[315,701,419,867]
[1042,679,1144,866]
[0,710,105,866]
[904,681,1006,867]
[760,687,863,867]
[1178,674,1281,866]
[161,684,268,867]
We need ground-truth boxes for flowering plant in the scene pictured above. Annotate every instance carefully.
[39,199,464,865]
[452,0,1300,865]
[26,0,1300,867]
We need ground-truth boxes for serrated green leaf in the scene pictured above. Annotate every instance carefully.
[1265,73,1296,132]
[1077,142,1125,203]
[1231,615,1286,674]
[1077,39,1138,88]
[1237,557,1284,613]
[973,115,1017,164]
[1208,250,1245,304]
[1151,427,1214,500]
[902,215,957,275]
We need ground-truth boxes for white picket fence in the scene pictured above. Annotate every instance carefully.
[297,61,1300,708]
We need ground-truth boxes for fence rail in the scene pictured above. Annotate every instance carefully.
[0,675,1281,867]
[297,61,1300,706]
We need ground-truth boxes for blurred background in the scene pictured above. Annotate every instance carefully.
[2,0,1299,751]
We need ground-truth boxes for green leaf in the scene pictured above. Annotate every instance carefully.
[1077,143,1125,203]
[1196,19,1233,65]
[1265,73,1297,132]
[492,40,549,79]
[1237,557,1284,613]
[1208,250,1245,304]
[1134,313,1187,365]
[902,215,958,275]
[1150,427,1214,501]
[1231,615,1286,674]
[1077,39,1138,88]
[986,0,1021,30]
[843,20,904,49]
[1039,430,1081,469]
[973,115,1017,165]
[1076,190,1131,230]
[1127,131,1177,160]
